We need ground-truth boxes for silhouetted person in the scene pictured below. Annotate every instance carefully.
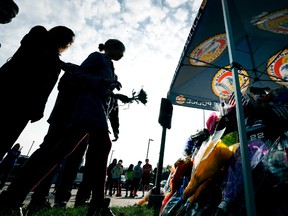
[26,137,89,213]
[133,160,142,196]
[0,143,21,189]
[27,95,119,212]
[106,158,117,196]
[0,39,125,216]
[111,160,124,197]
[125,164,134,197]
[141,159,152,197]
[0,0,19,24]
[0,25,75,161]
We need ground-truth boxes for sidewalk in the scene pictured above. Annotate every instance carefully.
[1,184,145,208]
[59,189,143,207]
[23,188,143,208]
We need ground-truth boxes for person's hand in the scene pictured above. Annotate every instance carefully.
[109,80,122,91]
[61,62,80,73]
[112,130,119,142]
[113,94,132,103]
[103,79,122,91]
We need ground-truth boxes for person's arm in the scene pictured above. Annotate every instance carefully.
[60,61,80,74]
[64,53,121,90]
[109,99,119,141]
[30,62,60,123]
[58,58,122,113]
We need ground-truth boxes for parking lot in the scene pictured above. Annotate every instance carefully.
[5,156,165,208]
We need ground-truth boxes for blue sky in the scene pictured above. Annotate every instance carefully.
[0,0,215,168]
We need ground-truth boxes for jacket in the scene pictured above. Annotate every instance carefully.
[0,25,61,121]
[48,51,118,132]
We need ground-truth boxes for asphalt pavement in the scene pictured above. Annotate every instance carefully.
[0,183,146,208]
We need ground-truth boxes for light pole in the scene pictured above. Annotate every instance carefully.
[27,141,35,156]
[109,150,115,164]
[146,138,154,159]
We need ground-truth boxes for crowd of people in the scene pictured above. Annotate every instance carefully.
[105,158,154,199]
[0,24,132,216]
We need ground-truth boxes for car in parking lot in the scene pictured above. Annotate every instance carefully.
[41,161,85,188]
[160,180,167,188]
[73,165,84,188]
[120,174,126,188]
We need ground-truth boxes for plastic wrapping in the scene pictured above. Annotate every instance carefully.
[160,157,193,212]
[262,137,288,184]
[160,177,189,216]
[183,127,238,203]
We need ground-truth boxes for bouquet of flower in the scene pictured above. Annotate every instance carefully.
[113,88,147,105]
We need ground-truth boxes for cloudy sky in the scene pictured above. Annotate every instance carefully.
[0,0,215,168]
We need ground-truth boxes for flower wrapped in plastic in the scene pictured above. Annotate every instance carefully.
[182,128,239,204]
[217,139,269,214]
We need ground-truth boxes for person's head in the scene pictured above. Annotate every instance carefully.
[128,164,134,170]
[14,143,20,150]
[48,26,75,54]
[112,158,117,164]
[0,0,19,24]
[145,159,149,163]
[98,39,125,61]
[117,159,123,166]
[138,161,142,165]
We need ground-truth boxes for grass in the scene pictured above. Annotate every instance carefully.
[12,205,158,216]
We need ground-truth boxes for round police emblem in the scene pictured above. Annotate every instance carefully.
[189,33,227,66]
[175,95,186,104]
[212,66,250,99]
[257,9,288,34]
[267,49,288,86]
